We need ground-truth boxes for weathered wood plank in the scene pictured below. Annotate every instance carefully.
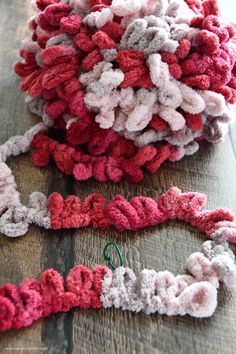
[72,131,236,354]
[0,1,45,352]
[0,1,74,352]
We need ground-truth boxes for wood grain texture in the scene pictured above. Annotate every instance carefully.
[0,1,236,353]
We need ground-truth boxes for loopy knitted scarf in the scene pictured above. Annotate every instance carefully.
[1,0,236,331]
[14,0,236,182]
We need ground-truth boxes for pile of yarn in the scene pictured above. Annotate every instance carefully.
[14,0,236,183]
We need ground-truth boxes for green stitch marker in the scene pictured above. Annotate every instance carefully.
[103,241,124,270]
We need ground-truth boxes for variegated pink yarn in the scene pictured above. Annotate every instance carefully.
[13,0,236,182]
[0,239,236,332]
[1,125,236,240]
[1,126,236,326]
[1,0,236,331]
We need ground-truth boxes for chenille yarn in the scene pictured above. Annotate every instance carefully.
[1,0,236,331]
[0,239,236,331]
[1,129,236,327]
[1,124,236,239]
[13,0,236,182]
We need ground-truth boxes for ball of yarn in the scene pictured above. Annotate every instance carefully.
[14,0,236,183]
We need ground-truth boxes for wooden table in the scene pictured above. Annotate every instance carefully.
[0,1,236,353]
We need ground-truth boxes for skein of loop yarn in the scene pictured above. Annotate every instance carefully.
[0,239,236,331]
[2,0,236,333]
[13,0,236,182]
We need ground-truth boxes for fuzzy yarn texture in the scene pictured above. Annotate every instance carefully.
[1,131,236,329]
[1,0,236,331]
[13,0,236,182]
[0,239,236,331]
[1,125,236,240]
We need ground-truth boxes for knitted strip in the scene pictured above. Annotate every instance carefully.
[13,0,236,177]
[1,240,236,331]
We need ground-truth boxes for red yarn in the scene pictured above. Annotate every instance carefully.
[168,63,183,79]
[46,100,67,118]
[117,49,153,89]
[36,0,60,11]
[48,192,109,228]
[198,30,220,55]
[182,74,211,89]
[14,62,39,77]
[145,145,173,174]
[92,31,117,49]
[89,0,112,7]
[184,113,203,131]
[108,136,137,158]
[150,115,169,131]
[74,27,97,52]
[43,3,70,27]
[202,0,220,17]
[60,15,83,34]
[87,128,118,156]
[38,3,70,32]
[130,145,157,167]
[101,22,124,41]
[16,43,79,98]
[45,187,236,233]
[31,132,173,183]
[37,33,51,48]
[184,0,203,14]
[41,45,78,66]
[20,49,36,65]
[0,265,109,331]
[176,39,191,59]
[66,115,96,146]
[69,90,87,117]
[56,77,82,102]
[20,68,46,97]
[82,49,103,71]
[153,8,236,103]
[43,62,77,90]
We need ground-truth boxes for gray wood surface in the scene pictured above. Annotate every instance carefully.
[0,1,236,353]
